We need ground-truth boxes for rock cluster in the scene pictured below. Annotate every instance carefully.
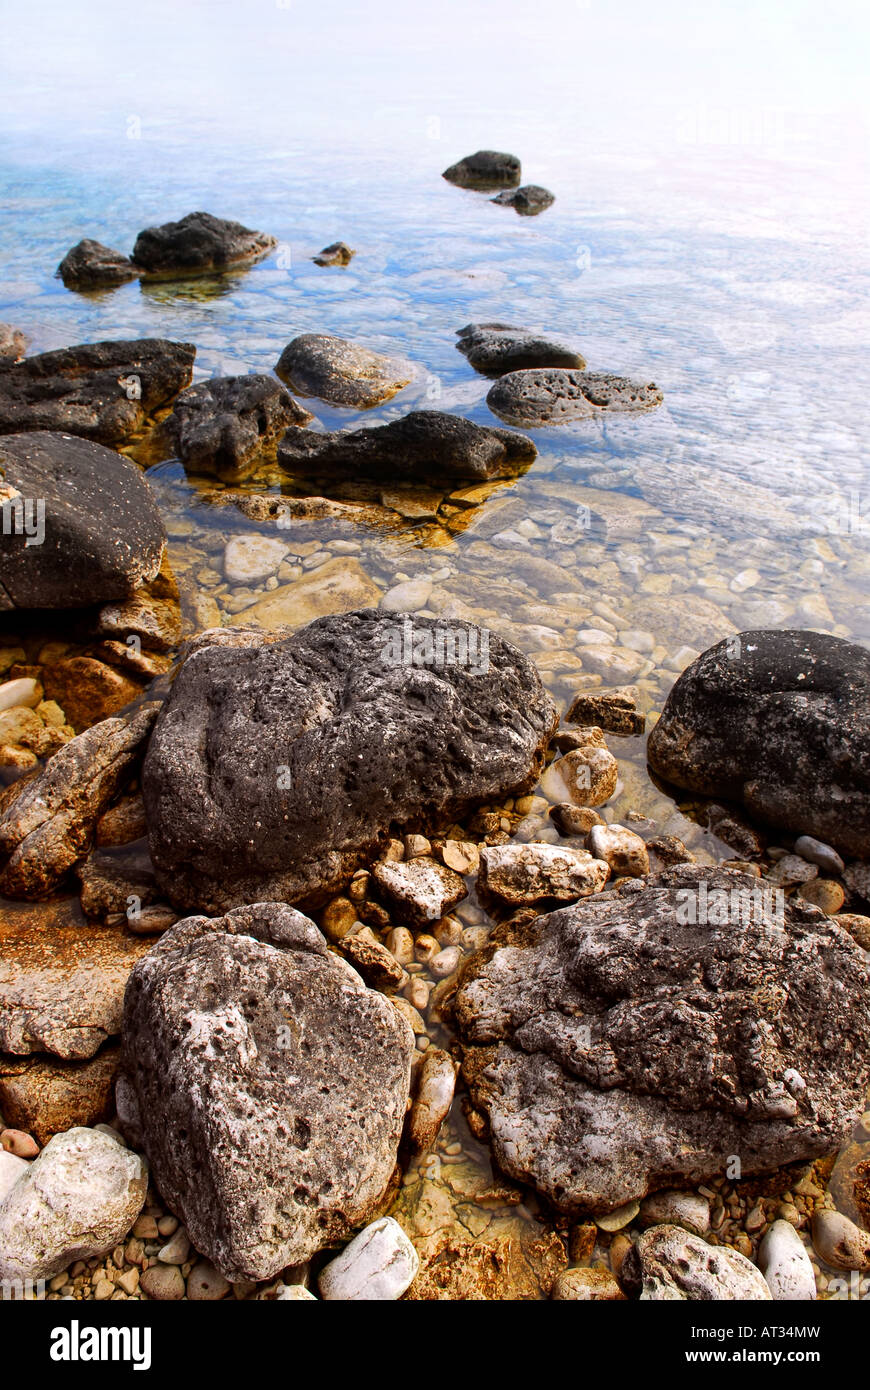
[164,374,313,481]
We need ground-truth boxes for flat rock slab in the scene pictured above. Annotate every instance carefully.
[486,368,664,427]
[647,630,870,858]
[228,556,382,630]
[143,610,557,913]
[275,334,414,408]
[118,903,415,1281]
[491,185,555,215]
[0,1046,120,1144]
[457,323,585,375]
[0,902,152,1059]
[164,374,314,481]
[0,338,195,443]
[0,432,166,611]
[454,865,870,1213]
[442,150,521,190]
[57,239,138,290]
[278,410,536,484]
[131,211,276,278]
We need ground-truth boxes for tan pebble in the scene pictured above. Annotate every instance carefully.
[132,1215,159,1240]
[157,1215,179,1237]
[385,927,415,965]
[116,1267,140,1296]
[415,934,440,964]
[320,897,358,942]
[1,1128,39,1158]
[93,1278,115,1301]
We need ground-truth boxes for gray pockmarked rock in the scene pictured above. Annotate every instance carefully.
[486,368,664,428]
[118,903,414,1281]
[164,374,314,481]
[0,339,195,443]
[275,334,413,409]
[759,1219,817,1299]
[456,323,585,375]
[478,842,609,907]
[313,242,355,267]
[442,150,521,190]
[491,184,555,215]
[56,239,138,290]
[143,611,557,913]
[0,1127,147,1282]
[454,865,870,1213]
[621,1225,771,1301]
[647,631,870,858]
[278,409,535,484]
[318,1216,419,1300]
[0,432,166,611]
[371,857,467,928]
[0,705,158,898]
[131,211,276,277]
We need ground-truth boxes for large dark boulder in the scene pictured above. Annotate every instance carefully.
[56,239,138,290]
[647,630,870,857]
[131,211,276,277]
[0,339,195,443]
[142,610,557,913]
[486,368,664,427]
[454,865,870,1213]
[0,432,166,611]
[278,409,536,484]
[457,323,585,375]
[117,902,415,1280]
[275,334,414,409]
[442,151,521,190]
[163,374,314,481]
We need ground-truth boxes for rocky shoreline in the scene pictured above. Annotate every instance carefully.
[0,180,868,1304]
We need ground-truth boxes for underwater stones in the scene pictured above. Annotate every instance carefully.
[0,338,195,444]
[442,150,521,190]
[647,630,870,858]
[454,865,870,1213]
[278,410,535,485]
[118,903,414,1280]
[486,368,663,428]
[275,334,413,409]
[131,211,276,277]
[456,323,585,375]
[142,611,556,913]
[228,556,382,629]
[56,239,138,290]
[164,374,314,481]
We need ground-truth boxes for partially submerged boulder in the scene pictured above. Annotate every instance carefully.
[277,410,536,484]
[442,151,521,190]
[491,185,555,215]
[0,339,195,443]
[456,323,585,375]
[56,239,138,290]
[486,368,664,427]
[454,865,870,1213]
[118,902,415,1280]
[647,630,870,858]
[142,611,557,913]
[313,242,355,267]
[275,334,414,408]
[163,374,314,481]
[131,211,276,278]
[0,432,166,610]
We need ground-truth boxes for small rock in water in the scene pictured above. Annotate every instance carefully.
[318,1216,419,1300]
[811,1209,870,1271]
[540,743,619,808]
[139,1264,185,1300]
[57,238,138,289]
[456,323,584,375]
[594,1200,640,1232]
[478,842,609,907]
[1,1127,39,1158]
[622,1225,771,1300]
[486,368,663,428]
[166,374,313,482]
[407,1047,457,1153]
[491,184,555,215]
[794,835,845,876]
[275,333,414,409]
[442,150,521,190]
[797,879,845,914]
[313,241,355,266]
[223,535,291,585]
[588,824,649,878]
[379,579,433,613]
[372,856,467,928]
[759,1219,816,1299]
[131,210,277,277]
[186,1259,231,1301]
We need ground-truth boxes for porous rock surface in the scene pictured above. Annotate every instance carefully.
[486,368,663,427]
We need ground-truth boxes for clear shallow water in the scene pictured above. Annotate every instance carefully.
[1,0,869,1299]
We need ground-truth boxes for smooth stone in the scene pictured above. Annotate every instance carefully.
[228,557,382,630]
[794,835,845,876]
[223,535,290,585]
[318,1217,419,1301]
[540,744,619,808]
[588,824,650,878]
[407,1048,457,1153]
[380,579,433,613]
[274,1283,317,1300]
[0,679,39,713]
[639,1190,710,1235]
[759,1219,816,1299]
[594,1200,640,1231]
[0,1127,39,1158]
[811,1209,870,1271]
[139,1264,185,1300]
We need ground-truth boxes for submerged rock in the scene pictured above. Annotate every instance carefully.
[227,556,382,629]
[275,334,414,408]
[454,865,870,1213]
[486,368,664,427]
[131,211,276,277]
[647,630,870,858]
[313,241,355,267]
[442,150,521,190]
[456,323,585,375]
[143,611,557,913]
[491,185,555,215]
[0,431,166,610]
[278,410,536,484]
[118,902,414,1281]
[164,374,314,481]
[0,1126,147,1283]
[0,338,195,443]
[56,239,138,290]
[621,1225,771,1300]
